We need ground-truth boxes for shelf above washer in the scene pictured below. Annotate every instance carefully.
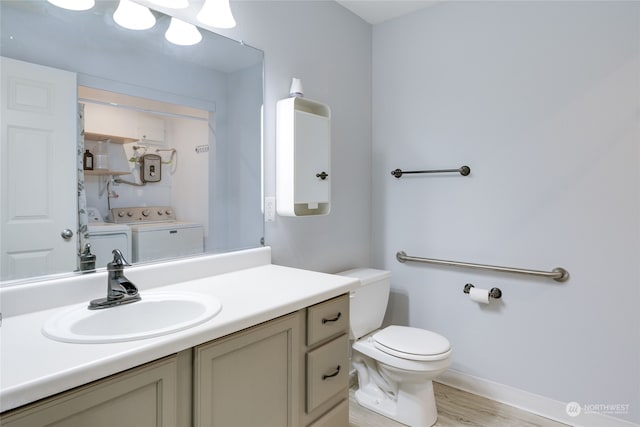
[84,170,131,176]
[84,132,137,144]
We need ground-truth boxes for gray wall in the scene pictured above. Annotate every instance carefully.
[371,1,639,423]
[218,1,373,272]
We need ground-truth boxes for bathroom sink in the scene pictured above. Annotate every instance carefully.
[42,291,222,344]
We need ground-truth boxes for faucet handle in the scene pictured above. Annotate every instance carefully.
[111,249,131,267]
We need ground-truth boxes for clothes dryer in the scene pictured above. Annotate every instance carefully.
[86,207,131,269]
[111,206,203,263]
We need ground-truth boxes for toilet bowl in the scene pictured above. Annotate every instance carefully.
[337,268,452,427]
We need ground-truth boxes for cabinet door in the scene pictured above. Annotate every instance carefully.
[294,110,330,204]
[0,356,178,427]
[194,313,300,427]
[137,112,166,144]
[83,102,136,139]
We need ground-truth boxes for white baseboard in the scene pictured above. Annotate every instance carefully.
[437,370,638,427]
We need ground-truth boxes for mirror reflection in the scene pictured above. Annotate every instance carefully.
[0,0,264,285]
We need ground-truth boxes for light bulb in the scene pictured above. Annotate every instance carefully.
[196,0,236,29]
[165,18,202,46]
[148,0,189,9]
[113,0,156,31]
[46,0,95,11]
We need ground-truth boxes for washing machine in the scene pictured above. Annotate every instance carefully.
[111,206,204,263]
[86,207,132,269]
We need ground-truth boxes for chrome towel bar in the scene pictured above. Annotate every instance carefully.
[391,165,471,178]
[396,251,569,282]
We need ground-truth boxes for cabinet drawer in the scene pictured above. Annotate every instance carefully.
[307,294,349,346]
[308,399,348,427]
[306,334,349,413]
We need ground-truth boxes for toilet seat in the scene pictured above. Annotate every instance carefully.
[373,326,451,361]
[353,334,451,373]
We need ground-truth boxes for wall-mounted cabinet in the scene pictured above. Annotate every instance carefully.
[83,102,166,146]
[83,103,136,142]
[277,97,331,216]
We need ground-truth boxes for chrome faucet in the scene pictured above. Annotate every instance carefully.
[88,249,141,310]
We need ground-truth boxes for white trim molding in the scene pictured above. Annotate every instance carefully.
[438,370,639,427]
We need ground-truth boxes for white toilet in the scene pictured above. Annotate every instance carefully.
[338,268,452,427]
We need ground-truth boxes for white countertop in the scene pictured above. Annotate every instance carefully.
[0,252,359,412]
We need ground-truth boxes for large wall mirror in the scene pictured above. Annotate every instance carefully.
[0,1,264,285]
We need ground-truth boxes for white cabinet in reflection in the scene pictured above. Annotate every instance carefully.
[277,97,331,216]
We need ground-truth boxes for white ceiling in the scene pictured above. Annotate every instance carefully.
[335,0,440,25]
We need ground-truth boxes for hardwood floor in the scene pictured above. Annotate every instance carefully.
[349,382,569,427]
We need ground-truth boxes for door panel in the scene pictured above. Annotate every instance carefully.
[1,56,78,281]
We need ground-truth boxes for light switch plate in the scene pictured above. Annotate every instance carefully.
[265,197,276,222]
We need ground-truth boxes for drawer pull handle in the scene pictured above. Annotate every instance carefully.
[321,312,342,324]
[322,365,341,380]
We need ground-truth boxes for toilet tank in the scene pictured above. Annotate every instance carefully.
[337,268,391,340]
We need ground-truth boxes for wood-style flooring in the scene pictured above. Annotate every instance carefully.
[349,382,569,427]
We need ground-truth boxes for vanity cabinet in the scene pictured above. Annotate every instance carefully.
[0,356,180,427]
[192,293,349,427]
[0,294,350,427]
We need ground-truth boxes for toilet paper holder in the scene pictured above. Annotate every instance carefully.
[464,283,502,299]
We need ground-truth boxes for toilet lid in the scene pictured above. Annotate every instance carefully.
[373,326,451,360]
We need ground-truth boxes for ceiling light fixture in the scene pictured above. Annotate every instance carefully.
[147,0,189,9]
[46,0,95,11]
[113,0,156,31]
[196,0,236,29]
[165,18,202,46]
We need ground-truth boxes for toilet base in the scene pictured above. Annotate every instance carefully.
[354,379,438,427]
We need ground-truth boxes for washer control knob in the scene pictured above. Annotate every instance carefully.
[165,209,172,216]
[118,212,125,218]
[142,209,150,217]
[126,211,133,217]
[157,210,164,215]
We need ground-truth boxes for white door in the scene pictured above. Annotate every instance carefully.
[0,57,78,281]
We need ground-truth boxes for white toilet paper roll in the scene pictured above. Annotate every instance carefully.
[469,287,490,304]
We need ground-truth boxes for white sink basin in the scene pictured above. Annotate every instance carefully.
[42,291,222,344]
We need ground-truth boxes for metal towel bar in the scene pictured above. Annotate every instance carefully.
[391,165,471,178]
[396,251,569,282]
